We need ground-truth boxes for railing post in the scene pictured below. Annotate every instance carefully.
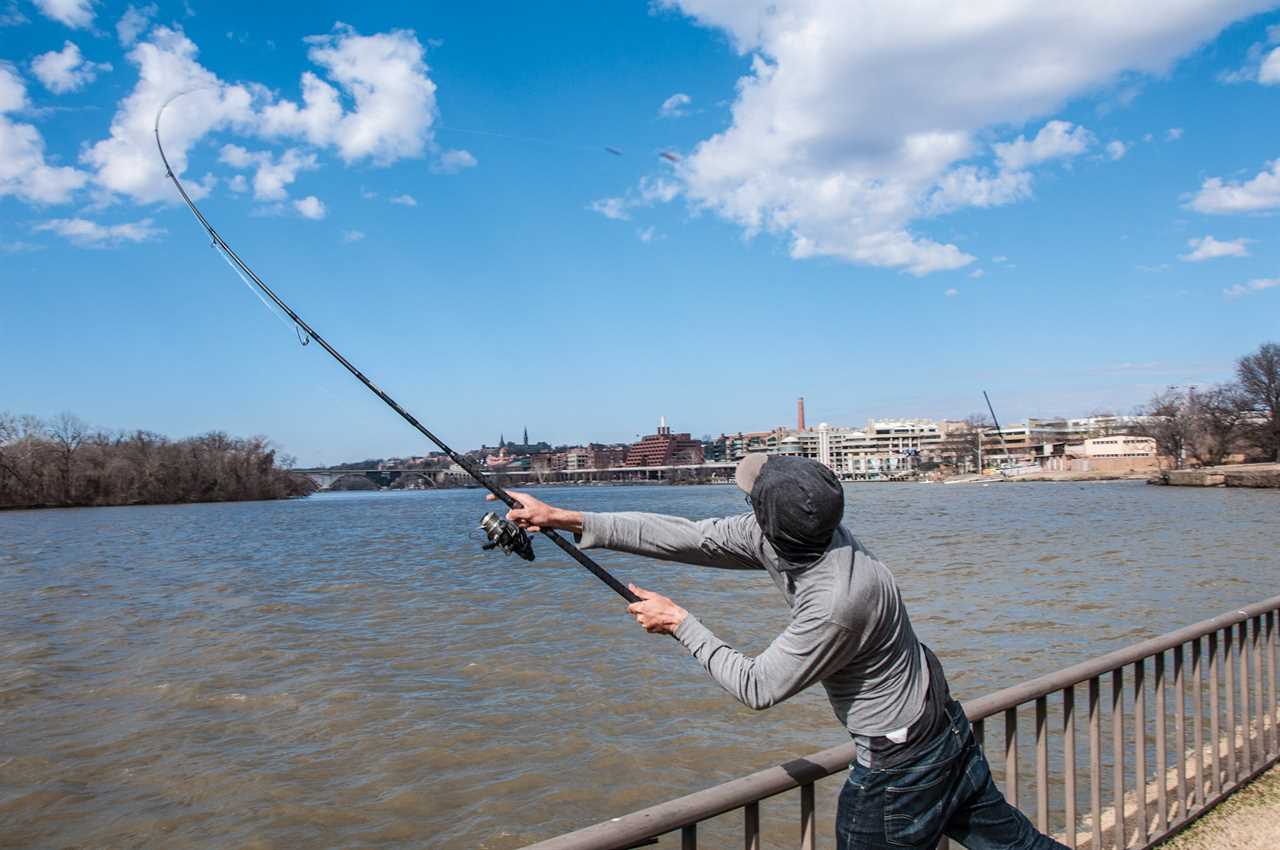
[1134,660,1147,847]
[1036,696,1049,835]
[1191,637,1203,810]
[1089,677,1101,850]
[1223,627,1237,786]
[1238,621,1251,774]
[1208,630,1221,796]
[1111,667,1125,850]
[1268,611,1278,758]
[1063,685,1076,849]
[1173,644,1187,822]
[682,824,696,850]
[800,783,815,850]
[744,801,759,850]
[1251,616,1263,763]
[1005,708,1019,808]
[1155,651,1167,834]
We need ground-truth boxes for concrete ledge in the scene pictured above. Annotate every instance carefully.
[1157,464,1280,489]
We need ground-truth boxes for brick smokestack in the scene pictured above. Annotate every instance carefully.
[797,397,806,432]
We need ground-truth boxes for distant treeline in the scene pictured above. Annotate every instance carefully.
[0,412,315,510]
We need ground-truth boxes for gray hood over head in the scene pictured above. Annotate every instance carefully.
[749,455,844,568]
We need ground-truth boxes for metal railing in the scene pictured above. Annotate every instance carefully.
[523,594,1280,850]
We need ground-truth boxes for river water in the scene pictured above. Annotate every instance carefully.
[1,482,1276,849]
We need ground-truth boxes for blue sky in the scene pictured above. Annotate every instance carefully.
[3,1,1279,465]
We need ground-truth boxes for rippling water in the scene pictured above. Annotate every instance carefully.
[1,482,1276,848]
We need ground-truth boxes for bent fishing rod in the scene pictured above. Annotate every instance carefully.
[154,95,639,605]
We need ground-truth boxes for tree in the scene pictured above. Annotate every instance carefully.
[48,412,87,504]
[1236,342,1280,461]
[1136,389,1195,468]
[1187,384,1250,467]
[938,414,991,473]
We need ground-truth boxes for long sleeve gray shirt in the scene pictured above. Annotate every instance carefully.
[578,511,931,738]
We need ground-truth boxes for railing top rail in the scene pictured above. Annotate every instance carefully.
[963,592,1280,720]
[520,593,1280,850]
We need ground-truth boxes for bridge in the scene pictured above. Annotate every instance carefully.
[292,462,739,491]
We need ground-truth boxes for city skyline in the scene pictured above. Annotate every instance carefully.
[3,3,1279,465]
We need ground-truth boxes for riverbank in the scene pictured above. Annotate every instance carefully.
[1151,463,1280,489]
[1160,765,1280,850]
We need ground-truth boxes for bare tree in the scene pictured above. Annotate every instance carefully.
[937,414,991,473]
[1136,389,1195,468]
[48,412,87,504]
[1237,342,1280,462]
[0,410,314,509]
[1187,384,1250,467]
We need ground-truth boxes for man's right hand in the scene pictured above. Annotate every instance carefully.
[485,490,583,535]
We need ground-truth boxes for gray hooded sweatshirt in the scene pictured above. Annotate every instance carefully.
[577,458,934,742]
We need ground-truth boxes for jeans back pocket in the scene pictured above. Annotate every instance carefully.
[883,751,960,847]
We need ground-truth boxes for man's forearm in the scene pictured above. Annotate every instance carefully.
[538,507,583,534]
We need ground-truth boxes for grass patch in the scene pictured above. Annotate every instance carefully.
[1160,765,1280,850]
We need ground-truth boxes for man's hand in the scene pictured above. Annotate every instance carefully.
[626,583,688,635]
[485,489,583,534]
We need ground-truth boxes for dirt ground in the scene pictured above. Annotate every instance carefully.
[1160,766,1280,850]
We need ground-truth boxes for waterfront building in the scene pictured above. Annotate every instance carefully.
[777,422,932,480]
[565,444,628,470]
[704,430,782,463]
[625,418,705,467]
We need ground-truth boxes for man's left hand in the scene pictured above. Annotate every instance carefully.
[626,584,688,635]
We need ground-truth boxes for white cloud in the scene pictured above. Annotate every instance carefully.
[637,226,656,242]
[226,173,247,193]
[1166,127,1184,141]
[588,196,630,221]
[341,229,364,242]
[431,147,476,174]
[81,26,256,204]
[292,195,325,219]
[0,66,88,203]
[0,238,43,253]
[34,216,163,246]
[31,41,112,94]
[992,255,1009,263]
[995,121,1094,170]
[968,268,985,278]
[927,166,1032,214]
[1106,140,1128,160]
[944,288,959,296]
[116,4,157,47]
[659,1,1270,275]
[0,64,26,113]
[1224,277,1280,299]
[260,24,437,165]
[1260,47,1280,84]
[1179,235,1250,262]
[218,143,317,200]
[389,193,417,206]
[659,92,691,118]
[32,0,94,29]
[589,176,681,222]
[1188,159,1280,213]
[0,2,29,26]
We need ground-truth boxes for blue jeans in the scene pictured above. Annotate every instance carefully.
[836,700,1068,850]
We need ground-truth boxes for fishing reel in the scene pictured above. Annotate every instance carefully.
[479,511,536,562]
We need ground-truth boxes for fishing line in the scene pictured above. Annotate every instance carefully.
[155,91,639,605]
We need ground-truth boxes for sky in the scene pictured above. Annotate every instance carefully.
[2,1,1280,466]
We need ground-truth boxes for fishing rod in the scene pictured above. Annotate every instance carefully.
[154,94,639,605]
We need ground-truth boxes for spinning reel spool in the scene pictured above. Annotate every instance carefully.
[479,511,536,561]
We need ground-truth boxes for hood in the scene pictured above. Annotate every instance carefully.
[750,455,844,568]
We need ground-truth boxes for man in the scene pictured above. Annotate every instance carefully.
[493,454,1066,850]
